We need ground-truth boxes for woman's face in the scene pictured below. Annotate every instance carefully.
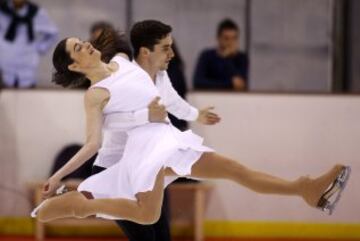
[65,37,101,73]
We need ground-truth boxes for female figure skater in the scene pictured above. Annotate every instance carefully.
[32,29,350,223]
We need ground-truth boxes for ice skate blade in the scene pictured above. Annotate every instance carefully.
[317,166,351,215]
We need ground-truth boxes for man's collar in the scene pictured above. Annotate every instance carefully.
[132,60,165,79]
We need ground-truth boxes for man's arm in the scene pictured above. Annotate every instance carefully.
[103,97,167,130]
[227,53,248,90]
[161,71,198,121]
[162,72,220,125]
[234,53,249,82]
[104,70,199,127]
[104,71,220,127]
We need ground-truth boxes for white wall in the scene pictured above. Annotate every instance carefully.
[0,90,359,222]
[188,92,360,222]
[0,90,85,215]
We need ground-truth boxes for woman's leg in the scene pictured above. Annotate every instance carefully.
[38,169,165,224]
[189,152,344,207]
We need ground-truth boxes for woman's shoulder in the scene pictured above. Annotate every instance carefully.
[84,87,110,106]
[111,55,149,78]
[110,54,141,74]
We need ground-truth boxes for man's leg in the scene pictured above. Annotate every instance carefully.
[152,189,171,241]
[115,189,171,241]
[115,220,155,241]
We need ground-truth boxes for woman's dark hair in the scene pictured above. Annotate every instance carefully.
[52,28,133,88]
[52,39,86,88]
[130,20,172,58]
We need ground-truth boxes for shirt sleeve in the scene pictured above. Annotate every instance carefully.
[34,8,58,54]
[161,72,199,121]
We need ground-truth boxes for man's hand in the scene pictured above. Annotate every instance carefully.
[232,76,246,91]
[148,97,167,123]
[197,107,221,125]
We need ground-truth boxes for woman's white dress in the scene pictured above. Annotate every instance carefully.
[77,56,213,219]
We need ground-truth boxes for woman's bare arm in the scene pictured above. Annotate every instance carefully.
[42,88,108,198]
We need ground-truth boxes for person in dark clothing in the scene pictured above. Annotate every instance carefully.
[168,42,199,186]
[193,18,248,91]
[167,41,188,131]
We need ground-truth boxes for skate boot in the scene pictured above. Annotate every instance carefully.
[32,191,89,222]
[300,165,351,215]
[316,166,351,214]
[31,184,67,218]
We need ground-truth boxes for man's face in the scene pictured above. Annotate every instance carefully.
[217,29,239,53]
[12,0,26,9]
[148,34,175,71]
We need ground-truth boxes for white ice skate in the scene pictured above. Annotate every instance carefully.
[316,166,351,215]
[31,184,67,218]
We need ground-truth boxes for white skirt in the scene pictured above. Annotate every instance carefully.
[77,123,213,220]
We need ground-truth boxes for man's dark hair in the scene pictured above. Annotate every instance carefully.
[130,20,172,58]
[217,18,239,37]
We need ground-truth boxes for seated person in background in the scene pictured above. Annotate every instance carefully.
[193,18,248,91]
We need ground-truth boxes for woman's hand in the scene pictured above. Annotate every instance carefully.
[42,176,62,200]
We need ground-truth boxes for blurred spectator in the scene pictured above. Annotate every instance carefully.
[0,0,58,88]
[167,41,188,131]
[89,21,114,43]
[193,18,248,91]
